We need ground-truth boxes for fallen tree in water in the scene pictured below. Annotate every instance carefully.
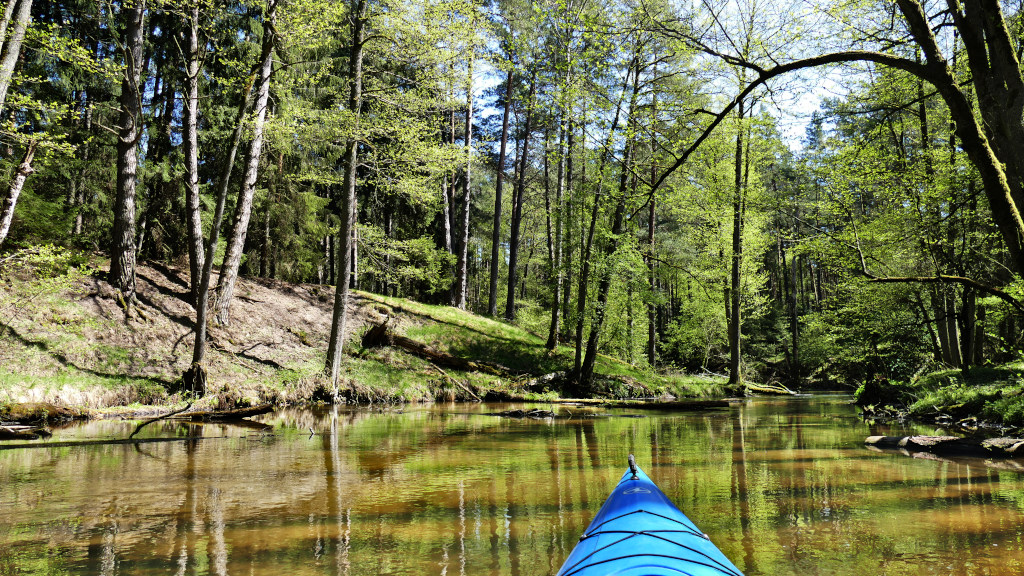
[170,403,274,422]
[551,398,732,410]
[745,382,796,396]
[0,435,228,451]
[0,425,51,440]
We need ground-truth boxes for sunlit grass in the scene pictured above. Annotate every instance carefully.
[357,291,729,399]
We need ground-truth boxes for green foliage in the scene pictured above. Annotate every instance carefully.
[0,244,92,280]
[660,298,727,371]
[359,225,455,296]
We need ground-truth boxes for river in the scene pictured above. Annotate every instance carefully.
[2,395,1023,575]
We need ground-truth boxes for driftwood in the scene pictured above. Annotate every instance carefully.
[428,364,481,401]
[0,435,228,451]
[170,403,274,422]
[129,402,192,438]
[362,320,511,376]
[550,398,731,410]
[489,408,558,419]
[745,382,797,396]
[865,435,1024,459]
[0,425,52,440]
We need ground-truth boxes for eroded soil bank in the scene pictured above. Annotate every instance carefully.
[1,258,727,415]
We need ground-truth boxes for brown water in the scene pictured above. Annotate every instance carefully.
[2,395,1024,575]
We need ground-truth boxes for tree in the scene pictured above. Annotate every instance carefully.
[651,0,1024,275]
[325,0,366,386]
[214,0,279,326]
[109,0,147,306]
[452,27,474,310]
[487,68,512,317]
[0,0,31,113]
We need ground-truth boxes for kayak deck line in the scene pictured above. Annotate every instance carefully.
[560,553,742,576]
[580,509,710,540]
[556,455,744,576]
[559,530,743,576]
[579,528,709,542]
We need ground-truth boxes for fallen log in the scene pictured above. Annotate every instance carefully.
[170,403,274,422]
[428,364,481,401]
[745,382,797,396]
[0,435,228,451]
[362,320,512,376]
[488,408,558,419]
[0,425,51,440]
[550,398,732,410]
[865,435,1024,458]
[129,402,192,438]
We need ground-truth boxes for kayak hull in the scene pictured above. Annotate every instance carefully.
[556,465,743,576]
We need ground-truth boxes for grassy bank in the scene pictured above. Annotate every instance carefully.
[0,248,727,414]
[857,362,1024,429]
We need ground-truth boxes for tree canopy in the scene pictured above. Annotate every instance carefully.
[1,0,1021,392]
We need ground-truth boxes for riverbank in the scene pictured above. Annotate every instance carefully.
[0,248,726,415]
[856,363,1024,433]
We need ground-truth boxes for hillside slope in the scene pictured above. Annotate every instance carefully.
[0,251,724,410]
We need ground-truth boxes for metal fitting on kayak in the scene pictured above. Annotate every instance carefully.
[628,453,638,479]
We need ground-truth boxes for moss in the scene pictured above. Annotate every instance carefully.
[0,402,87,424]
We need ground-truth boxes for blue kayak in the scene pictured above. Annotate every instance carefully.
[557,456,744,576]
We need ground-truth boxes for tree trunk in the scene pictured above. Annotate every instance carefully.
[973,303,985,365]
[72,87,93,237]
[183,1,205,305]
[563,121,575,331]
[0,138,36,247]
[488,70,512,317]
[960,287,976,370]
[109,0,147,306]
[945,294,963,367]
[931,287,953,364]
[545,119,565,350]
[0,0,31,114]
[453,51,474,309]
[898,0,1024,271]
[646,100,658,367]
[574,83,627,380]
[579,61,640,390]
[325,0,365,385]
[504,71,536,321]
[913,291,943,361]
[214,0,278,325]
[350,202,358,289]
[727,98,745,386]
[0,0,20,52]
[137,42,177,262]
[190,65,256,368]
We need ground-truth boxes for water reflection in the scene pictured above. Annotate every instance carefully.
[2,397,1024,575]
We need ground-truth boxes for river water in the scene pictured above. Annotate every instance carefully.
[2,395,1024,575]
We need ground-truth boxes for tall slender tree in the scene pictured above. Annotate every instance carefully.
[109,0,148,306]
[214,0,279,326]
[325,0,366,386]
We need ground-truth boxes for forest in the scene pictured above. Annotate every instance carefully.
[0,0,1022,403]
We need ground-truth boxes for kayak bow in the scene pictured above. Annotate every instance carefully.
[557,455,743,576]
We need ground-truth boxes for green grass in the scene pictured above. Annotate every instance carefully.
[905,361,1024,425]
[358,291,728,399]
